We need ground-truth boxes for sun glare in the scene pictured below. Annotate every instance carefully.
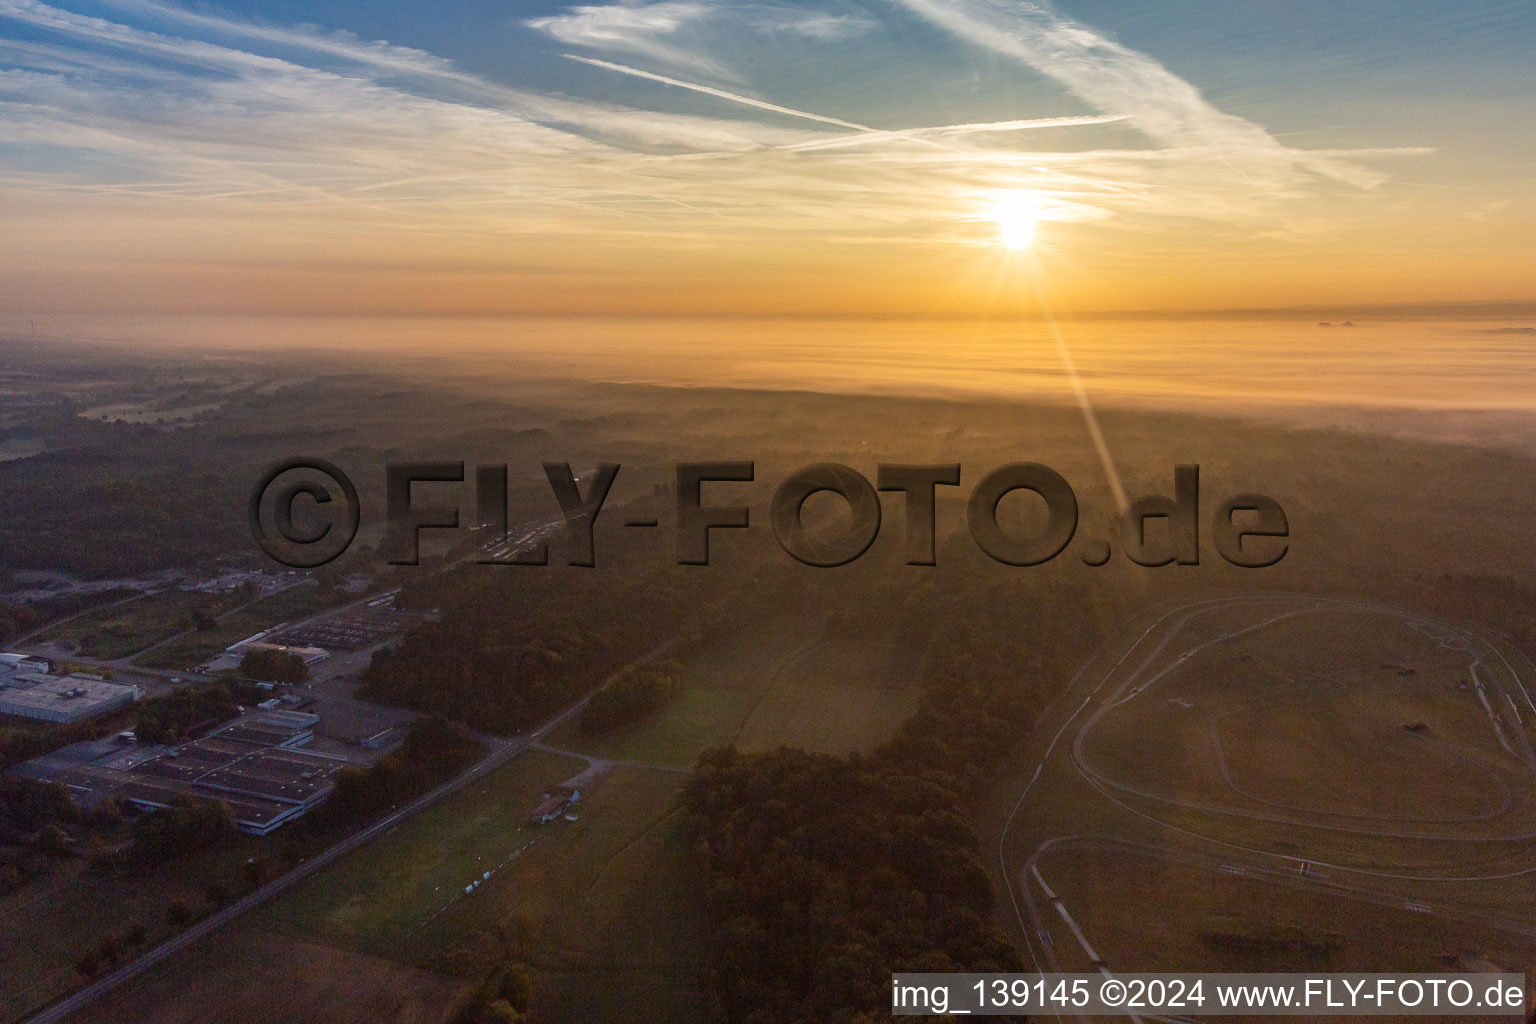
[991,191,1040,250]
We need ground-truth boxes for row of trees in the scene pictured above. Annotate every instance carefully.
[579,661,684,734]
[323,717,485,825]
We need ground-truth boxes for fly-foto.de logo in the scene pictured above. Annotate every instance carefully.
[249,459,1287,570]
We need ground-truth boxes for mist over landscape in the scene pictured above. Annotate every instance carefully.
[2,1,1535,1022]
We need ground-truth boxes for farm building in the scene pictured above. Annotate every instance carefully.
[527,786,580,825]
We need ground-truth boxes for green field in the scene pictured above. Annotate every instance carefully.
[264,748,587,950]
[69,926,472,1024]
[546,620,921,766]
[543,620,820,767]
[735,635,922,755]
[0,830,267,1022]
[261,748,713,1023]
[29,589,236,661]
[132,583,341,670]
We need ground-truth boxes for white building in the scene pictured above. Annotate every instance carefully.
[0,670,139,723]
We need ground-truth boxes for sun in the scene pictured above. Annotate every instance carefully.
[990,191,1040,250]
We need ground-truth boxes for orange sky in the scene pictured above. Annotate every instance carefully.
[0,1,1531,316]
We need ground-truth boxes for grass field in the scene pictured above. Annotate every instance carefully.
[734,634,922,755]
[28,589,235,661]
[0,831,268,1022]
[1037,844,1533,976]
[260,748,712,1024]
[263,748,588,951]
[68,928,470,1024]
[1075,606,1536,836]
[546,619,921,766]
[543,620,821,767]
[132,583,341,670]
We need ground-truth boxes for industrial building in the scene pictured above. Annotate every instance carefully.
[12,709,344,835]
[0,654,139,723]
[197,634,329,675]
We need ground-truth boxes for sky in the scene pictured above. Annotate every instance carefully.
[0,0,1531,315]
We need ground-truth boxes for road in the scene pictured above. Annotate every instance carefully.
[11,578,320,688]
[994,592,1536,1020]
[14,509,588,1021]
[18,684,599,1024]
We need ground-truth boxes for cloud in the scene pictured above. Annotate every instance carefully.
[752,9,878,41]
[891,0,1393,192]
[1467,199,1510,221]
[0,0,1425,258]
[526,2,725,75]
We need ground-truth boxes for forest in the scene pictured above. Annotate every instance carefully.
[682,547,1105,1022]
[359,516,795,733]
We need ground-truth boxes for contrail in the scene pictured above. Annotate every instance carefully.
[564,54,1125,159]
[777,114,1127,152]
[563,54,874,131]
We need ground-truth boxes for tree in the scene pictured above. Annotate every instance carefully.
[237,648,308,684]
[166,898,195,926]
[497,963,533,1013]
[134,685,238,745]
[480,1001,523,1024]
[128,796,235,867]
[37,823,72,858]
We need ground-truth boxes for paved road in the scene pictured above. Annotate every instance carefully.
[19,687,597,1024]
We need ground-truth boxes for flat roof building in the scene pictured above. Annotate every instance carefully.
[0,670,139,723]
[10,708,346,834]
